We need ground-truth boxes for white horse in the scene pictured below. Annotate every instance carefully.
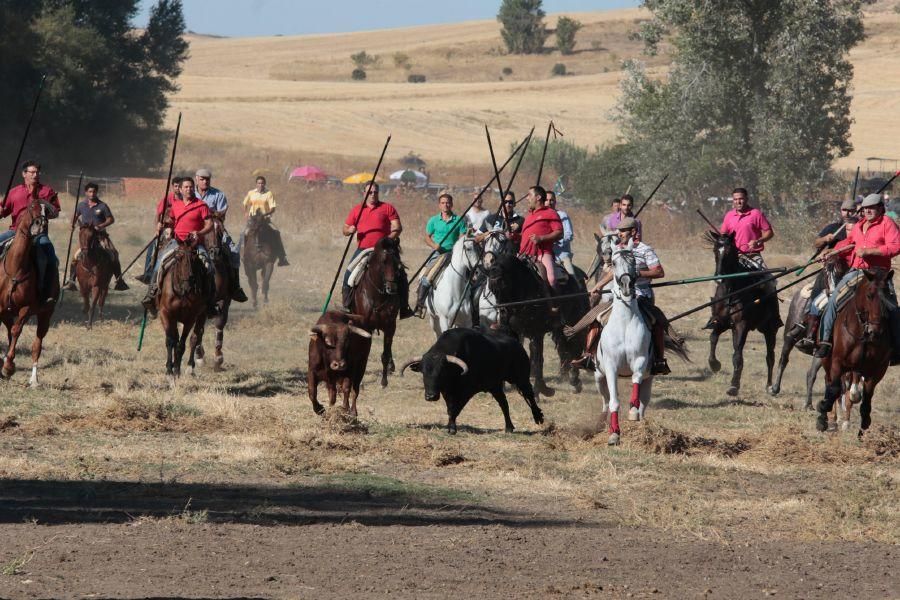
[424,236,481,336]
[594,238,653,446]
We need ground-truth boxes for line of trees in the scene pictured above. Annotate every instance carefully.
[0,0,188,177]
[498,0,582,55]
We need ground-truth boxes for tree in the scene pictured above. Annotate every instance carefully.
[350,51,380,69]
[0,0,188,176]
[615,0,868,206]
[497,0,548,55]
[555,16,582,55]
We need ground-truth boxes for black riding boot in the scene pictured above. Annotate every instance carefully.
[341,283,353,312]
[141,284,158,317]
[413,280,430,319]
[650,322,671,375]
[398,269,415,320]
[230,266,248,302]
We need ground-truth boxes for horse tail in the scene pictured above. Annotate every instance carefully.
[664,325,691,363]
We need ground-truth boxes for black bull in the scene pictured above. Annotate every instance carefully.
[400,328,544,434]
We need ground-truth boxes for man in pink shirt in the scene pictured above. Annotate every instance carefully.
[814,193,900,362]
[720,187,774,269]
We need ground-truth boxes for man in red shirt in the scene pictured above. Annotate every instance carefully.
[814,193,900,362]
[0,160,61,304]
[141,177,218,317]
[136,176,180,284]
[341,183,412,316]
[520,185,563,289]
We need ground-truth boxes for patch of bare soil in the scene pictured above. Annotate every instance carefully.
[0,478,896,599]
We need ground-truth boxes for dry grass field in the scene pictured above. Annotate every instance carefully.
[0,150,898,596]
[2,5,900,598]
[171,6,900,171]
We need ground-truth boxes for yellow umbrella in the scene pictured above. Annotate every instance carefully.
[342,172,383,184]
[252,168,274,177]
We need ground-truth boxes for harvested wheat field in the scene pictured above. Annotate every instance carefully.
[0,168,897,598]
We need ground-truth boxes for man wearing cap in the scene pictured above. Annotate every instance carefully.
[794,199,859,348]
[0,160,61,305]
[413,193,467,318]
[342,182,413,317]
[572,217,671,375]
[520,186,563,290]
[195,168,248,303]
[814,193,900,362]
[65,182,129,292]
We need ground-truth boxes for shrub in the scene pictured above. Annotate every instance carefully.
[497,0,549,55]
[502,66,513,75]
[407,74,426,83]
[555,16,582,55]
[351,68,367,81]
[350,50,380,69]
[551,63,567,76]
[393,52,411,69]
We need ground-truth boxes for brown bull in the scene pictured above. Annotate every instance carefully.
[307,310,372,416]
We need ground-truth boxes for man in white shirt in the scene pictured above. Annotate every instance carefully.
[465,191,491,233]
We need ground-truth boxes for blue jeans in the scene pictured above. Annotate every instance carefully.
[820,269,898,343]
[143,238,159,277]
[0,230,13,245]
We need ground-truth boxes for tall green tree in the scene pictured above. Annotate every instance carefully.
[0,0,188,177]
[555,16,582,55]
[615,0,868,206]
[497,0,548,55]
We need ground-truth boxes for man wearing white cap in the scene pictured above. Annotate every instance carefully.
[814,193,900,362]
[572,217,671,375]
[195,168,248,303]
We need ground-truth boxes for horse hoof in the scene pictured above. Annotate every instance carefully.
[572,380,582,394]
[380,378,388,388]
[708,359,721,373]
[628,406,640,421]
[803,402,814,411]
[533,411,544,425]
[767,385,779,397]
[726,386,739,397]
[535,384,555,397]
[2,365,15,379]
[815,413,828,432]
[838,420,847,432]
[608,433,620,446]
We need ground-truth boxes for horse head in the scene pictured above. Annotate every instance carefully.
[597,232,618,268]
[455,236,482,271]
[203,215,226,261]
[78,224,99,252]
[371,236,403,296]
[481,231,511,268]
[16,198,46,239]
[705,230,739,275]
[611,239,638,301]
[855,268,893,342]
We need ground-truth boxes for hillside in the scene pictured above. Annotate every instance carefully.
[170,7,900,171]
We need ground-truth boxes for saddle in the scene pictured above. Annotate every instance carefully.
[346,248,374,288]
[155,244,209,295]
[423,252,452,286]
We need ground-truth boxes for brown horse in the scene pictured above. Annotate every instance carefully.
[155,241,209,378]
[191,217,231,371]
[0,199,57,386]
[704,231,782,396]
[817,268,893,436]
[74,225,114,329]
[347,236,406,387]
[242,213,276,308]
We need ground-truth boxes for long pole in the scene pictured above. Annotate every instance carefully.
[120,237,157,277]
[696,209,721,234]
[503,127,534,200]
[2,75,47,208]
[535,121,554,188]
[648,266,794,288]
[633,173,669,218]
[409,131,533,283]
[138,112,182,351]
[58,171,84,303]
[321,134,391,313]
[484,125,504,199]
[797,166,860,275]
[876,169,900,195]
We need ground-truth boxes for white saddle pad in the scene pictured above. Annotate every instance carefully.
[347,248,374,288]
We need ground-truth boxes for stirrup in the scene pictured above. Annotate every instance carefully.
[408,305,424,320]
[571,353,595,370]
[232,287,248,303]
[64,280,78,292]
[813,342,832,358]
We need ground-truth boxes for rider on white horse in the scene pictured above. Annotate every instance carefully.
[413,193,467,318]
[573,217,671,375]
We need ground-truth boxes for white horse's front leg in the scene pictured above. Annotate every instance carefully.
[603,358,621,445]
[594,370,610,415]
[628,369,647,422]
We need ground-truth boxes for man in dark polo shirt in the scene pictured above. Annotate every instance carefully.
[341,182,413,317]
[65,182,129,292]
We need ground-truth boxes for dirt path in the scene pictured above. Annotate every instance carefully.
[1,479,896,599]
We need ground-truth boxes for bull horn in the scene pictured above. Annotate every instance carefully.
[399,356,423,376]
[445,355,468,375]
[308,325,324,339]
[348,325,372,338]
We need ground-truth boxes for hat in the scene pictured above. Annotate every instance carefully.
[860,193,883,208]
[195,168,212,178]
[617,217,637,231]
[840,198,857,211]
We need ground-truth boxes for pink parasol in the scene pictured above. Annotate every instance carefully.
[290,165,327,181]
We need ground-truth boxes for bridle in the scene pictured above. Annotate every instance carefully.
[3,199,45,310]
[611,246,637,301]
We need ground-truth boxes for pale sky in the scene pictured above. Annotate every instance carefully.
[136,0,640,37]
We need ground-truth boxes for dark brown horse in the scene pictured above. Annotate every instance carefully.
[0,199,57,386]
[242,213,276,308]
[74,225,114,329]
[347,236,406,387]
[156,241,209,378]
[704,231,782,396]
[191,217,231,371]
[817,268,893,436]
[769,253,848,407]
